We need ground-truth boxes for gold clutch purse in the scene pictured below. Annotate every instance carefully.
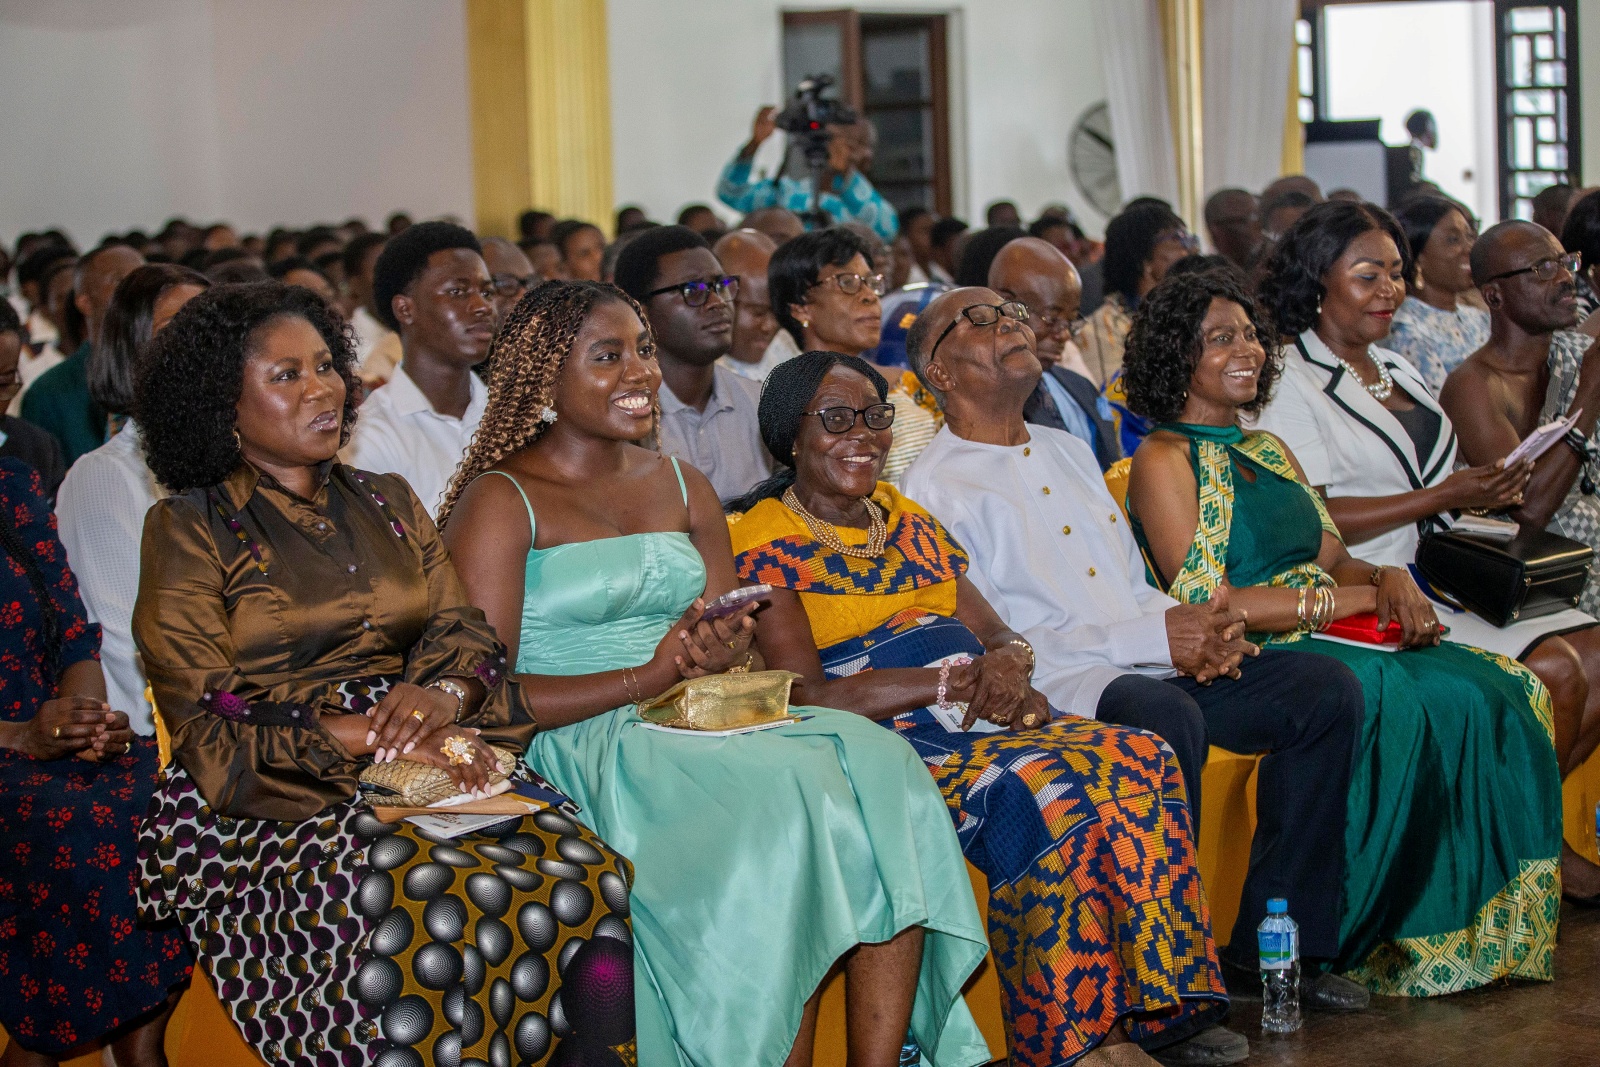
[358,747,520,808]
[636,670,800,731]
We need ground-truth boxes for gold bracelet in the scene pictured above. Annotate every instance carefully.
[1370,566,1392,587]
[1295,587,1310,632]
[622,667,641,705]
[1002,637,1036,669]
[726,652,754,674]
[1315,586,1337,632]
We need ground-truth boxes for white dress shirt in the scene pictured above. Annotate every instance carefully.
[345,365,487,519]
[55,422,161,733]
[656,364,773,501]
[902,424,1176,719]
[717,328,800,383]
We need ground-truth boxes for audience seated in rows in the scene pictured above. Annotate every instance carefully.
[58,263,210,734]
[1123,268,1564,994]
[129,281,634,1066]
[901,283,1370,1016]
[1083,202,1195,386]
[727,351,1248,1067]
[436,280,993,1067]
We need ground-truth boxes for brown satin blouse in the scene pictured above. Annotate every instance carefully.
[133,462,534,821]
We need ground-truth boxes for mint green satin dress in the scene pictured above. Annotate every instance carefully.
[484,468,991,1067]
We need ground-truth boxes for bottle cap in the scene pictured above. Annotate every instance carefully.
[1267,897,1288,914]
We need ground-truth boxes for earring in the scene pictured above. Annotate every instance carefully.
[539,406,557,424]
[798,317,810,328]
[1315,296,1323,316]
[233,428,242,452]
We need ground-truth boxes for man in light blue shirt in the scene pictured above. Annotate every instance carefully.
[717,106,899,243]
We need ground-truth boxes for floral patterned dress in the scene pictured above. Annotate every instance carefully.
[0,458,192,1054]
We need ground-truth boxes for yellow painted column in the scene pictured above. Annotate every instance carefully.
[1282,41,1306,176]
[464,0,615,238]
[1161,0,1205,230]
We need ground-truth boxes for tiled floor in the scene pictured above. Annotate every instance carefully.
[1218,902,1600,1067]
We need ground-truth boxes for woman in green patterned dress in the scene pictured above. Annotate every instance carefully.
[1121,268,1562,997]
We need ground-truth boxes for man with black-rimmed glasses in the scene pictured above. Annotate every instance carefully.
[614,225,773,500]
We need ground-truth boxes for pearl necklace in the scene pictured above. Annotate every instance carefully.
[782,488,887,559]
[1335,349,1394,402]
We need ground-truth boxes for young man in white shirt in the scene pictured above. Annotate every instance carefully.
[614,225,773,501]
[901,285,1370,1011]
[345,223,494,519]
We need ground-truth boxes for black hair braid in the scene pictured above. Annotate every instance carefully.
[0,508,63,679]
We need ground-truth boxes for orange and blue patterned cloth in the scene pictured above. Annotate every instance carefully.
[731,486,1226,1066]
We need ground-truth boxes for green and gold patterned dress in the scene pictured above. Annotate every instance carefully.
[1128,423,1562,997]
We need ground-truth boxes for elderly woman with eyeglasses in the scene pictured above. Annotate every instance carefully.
[769,227,942,481]
[726,351,1242,1067]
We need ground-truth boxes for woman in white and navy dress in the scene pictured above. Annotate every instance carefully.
[1252,200,1600,901]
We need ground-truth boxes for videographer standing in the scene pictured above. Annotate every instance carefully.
[717,105,900,242]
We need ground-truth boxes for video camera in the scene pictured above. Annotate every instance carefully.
[773,75,858,227]
[774,74,858,170]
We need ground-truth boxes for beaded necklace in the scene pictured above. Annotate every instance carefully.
[782,488,887,559]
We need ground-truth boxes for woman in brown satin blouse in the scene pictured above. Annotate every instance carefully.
[129,283,637,1067]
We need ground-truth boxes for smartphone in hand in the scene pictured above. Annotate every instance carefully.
[702,584,773,621]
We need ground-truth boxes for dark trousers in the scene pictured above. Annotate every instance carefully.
[1095,648,1362,963]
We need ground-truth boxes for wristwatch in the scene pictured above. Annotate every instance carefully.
[428,679,469,723]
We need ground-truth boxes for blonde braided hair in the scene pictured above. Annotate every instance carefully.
[436,280,656,527]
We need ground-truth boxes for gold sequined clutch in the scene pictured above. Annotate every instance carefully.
[358,747,520,808]
[636,671,800,731]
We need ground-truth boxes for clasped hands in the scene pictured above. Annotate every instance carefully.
[944,643,1051,732]
[15,697,132,762]
[1166,585,1259,685]
[365,681,497,798]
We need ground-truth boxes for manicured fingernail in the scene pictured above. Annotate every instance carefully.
[403,742,415,754]
[365,731,376,745]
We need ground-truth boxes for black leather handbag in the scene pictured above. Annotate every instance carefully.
[1416,527,1593,627]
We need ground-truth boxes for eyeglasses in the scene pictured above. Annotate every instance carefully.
[1483,251,1582,284]
[1033,308,1088,336]
[804,403,897,434]
[648,275,739,307]
[491,273,537,297]
[927,300,1031,363]
[812,272,886,297]
[1157,230,1201,253]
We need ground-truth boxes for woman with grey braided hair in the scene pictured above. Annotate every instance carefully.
[441,279,992,1067]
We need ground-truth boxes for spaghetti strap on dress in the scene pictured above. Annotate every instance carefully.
[497,478,992,1066]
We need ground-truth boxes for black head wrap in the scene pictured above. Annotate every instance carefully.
[721,350,888,513]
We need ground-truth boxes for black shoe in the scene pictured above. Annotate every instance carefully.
[1300,971,1369,1012]
[1149,1025,1250,1066]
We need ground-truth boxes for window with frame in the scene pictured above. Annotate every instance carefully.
[780,9,952,216]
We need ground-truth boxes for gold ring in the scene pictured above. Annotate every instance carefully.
[441,735,475,767]
[726,640,737,650]
[53,726,61,739]
[410,708,427,724]
[1021,713,1041,728]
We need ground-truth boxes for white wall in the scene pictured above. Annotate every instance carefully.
[1583,0,1600,187]
[0,0,474,246]
[605,0,1112,233]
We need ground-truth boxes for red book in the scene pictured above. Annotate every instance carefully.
[1321,612,1404,645]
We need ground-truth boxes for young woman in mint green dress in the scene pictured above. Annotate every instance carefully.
[439,280,991,1067]
[1122,269,1562,998]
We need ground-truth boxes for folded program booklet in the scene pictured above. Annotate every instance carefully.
[1503,409,1581,467]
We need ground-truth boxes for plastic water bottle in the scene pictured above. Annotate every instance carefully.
[898,1037,922,1064]
[1258,897,1302,1034]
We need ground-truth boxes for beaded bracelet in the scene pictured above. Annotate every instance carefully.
[936,655,974,711]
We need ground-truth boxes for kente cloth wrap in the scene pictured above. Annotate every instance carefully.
[1131,422,1564,996]
[733,485,1227,1067]
[0,458,192,1054]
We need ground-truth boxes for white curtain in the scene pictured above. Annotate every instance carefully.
[1091,0,1179,208]
[1202,0,1298,195]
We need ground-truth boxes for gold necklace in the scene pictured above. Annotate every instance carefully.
[782,487,887,558]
